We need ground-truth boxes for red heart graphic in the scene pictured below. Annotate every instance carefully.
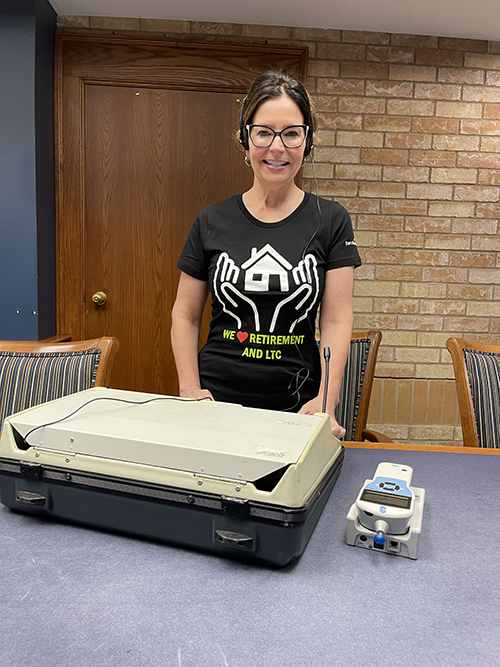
[237,331,249,343]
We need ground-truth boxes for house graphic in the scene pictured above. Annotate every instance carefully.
[241,245,293,292]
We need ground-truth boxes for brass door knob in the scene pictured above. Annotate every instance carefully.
[92,291,108,306]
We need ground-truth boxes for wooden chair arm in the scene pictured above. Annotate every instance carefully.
[362,428,394,443]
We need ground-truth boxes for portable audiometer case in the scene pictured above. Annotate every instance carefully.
[0,387,344,566]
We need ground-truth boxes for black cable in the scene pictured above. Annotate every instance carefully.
[322,346,331,413]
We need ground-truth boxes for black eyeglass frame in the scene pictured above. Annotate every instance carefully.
[246,124,310,149]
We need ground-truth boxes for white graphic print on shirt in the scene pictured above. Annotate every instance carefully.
[213,245,319,334]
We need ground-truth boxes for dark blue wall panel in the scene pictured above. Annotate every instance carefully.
[0,0,56,340]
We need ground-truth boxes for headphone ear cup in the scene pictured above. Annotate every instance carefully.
[304,133,313,157]
[239,125,249,151]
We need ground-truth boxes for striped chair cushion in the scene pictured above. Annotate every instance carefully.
[463,348,500,449]
[0,350,101,431]
[335,338,370,441]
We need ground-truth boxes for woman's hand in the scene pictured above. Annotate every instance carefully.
[298,397,346,439]
[180,387,214,401]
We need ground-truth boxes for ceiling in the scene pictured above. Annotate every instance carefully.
[49,0,500,42]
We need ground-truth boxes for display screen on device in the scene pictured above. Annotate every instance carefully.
[360,489,412,509]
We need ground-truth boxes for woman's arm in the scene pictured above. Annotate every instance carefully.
[171,272,213,400]
[298,265,355,438]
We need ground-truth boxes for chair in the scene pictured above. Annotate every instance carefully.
[0,337,119,432]
[319,330,391,442]
[446,337,500,448]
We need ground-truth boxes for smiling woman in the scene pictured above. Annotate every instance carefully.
[171,70,361,438]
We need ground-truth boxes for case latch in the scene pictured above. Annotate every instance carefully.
[20,462,43,481]
[221,496,249,519]
[215,530,253,550]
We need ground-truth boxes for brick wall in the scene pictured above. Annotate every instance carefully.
[58,16,500,445]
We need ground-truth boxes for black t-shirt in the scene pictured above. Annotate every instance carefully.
[177,192,361,411]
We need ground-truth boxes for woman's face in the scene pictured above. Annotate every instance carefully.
[245,94,306,190]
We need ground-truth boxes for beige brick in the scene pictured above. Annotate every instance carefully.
[391,34,438,48]
[417,332,457,347]
[478,170,500,185]
[381,331,418,346]
[367,47,414,63]
[484,104,500,119]
[409,151,456,167]
[357,215,404,230]
[432,135,480,151]
[374,362,415,377]
[415,365,455,381]
[454,185,500,201]
[361,148,408,165]
[476,203,500,217]
[342,30,390,45]
[421,267,468,282]
[303,163,333,179]
[315,130,337,147]
[450,251,496,267]
[481,136,500,151]
[312,147,360,163]
[317,78,365,96]
[439,37,487,52]
[365,81,414,97]
[389,65,437,82]
[435,102,482,118]
[465,268,500,284]
[292,27,341,41]
[363,116,412,132]
[438,67,485,84]
[338,98,386,114]
[311,95,339,112]
[242,24,290,38]
[352,297,373,312]
[448,284,494,299]
[461,119,500,135]
[336,198,380,213]
[317,43,365,60]
[381,200,428,215]
[352,314,398,329]
[407,183,453,200]
[317,112,363,131]
[425,234,470,249]
[471,236,500,251]
[337,131,384,148]
[359,182,406,198]
[387,100,435,116]
[409,424,455,438]
[463,86,500,103]
[316,180,358,197]
[444,316,490,331]
[360,248,402,264]
[404,250,449,265]
[355,281,400,297]
[340,63,389,79]
[396,347,441,363]
[190,21,242,35]
[378,232,424,248]
[457,153,500,168]
[90,16,141,30]
[420,300,466,315]
[383,166,430,182]
[376,266,423,281]
[401,283,447,298]
[385,134,432,149]
[355,265,376,280]
[405,217,451,233]
[451,218,498,234]
[486,71,500,86]
[335,164,382,180]
[308,61,341,77]
[465,53,500,70]
[414,83,461,100]
[398,315,444,331]
[490,42,500,54]
[57,15,89,28]
[412,118,460,134]
[431,168,478,183]
[352,230,378,246]
[415,49,463,66]
[428,201,475,216]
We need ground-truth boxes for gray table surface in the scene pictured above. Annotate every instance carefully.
[1,447,499,667]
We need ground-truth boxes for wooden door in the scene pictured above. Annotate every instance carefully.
[56,34,307,394]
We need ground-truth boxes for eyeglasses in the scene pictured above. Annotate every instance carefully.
[246,124,309,149]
